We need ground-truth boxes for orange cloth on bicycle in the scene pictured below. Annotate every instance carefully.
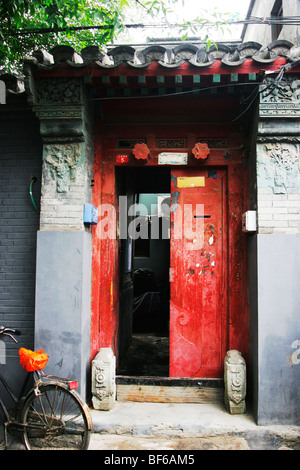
[19,347,49,372]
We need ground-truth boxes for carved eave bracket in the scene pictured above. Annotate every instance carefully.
[258,75,300,142]
[259,75,300,120]
[33,77,85,143]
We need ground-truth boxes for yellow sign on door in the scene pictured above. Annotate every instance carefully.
[177,176,205,188]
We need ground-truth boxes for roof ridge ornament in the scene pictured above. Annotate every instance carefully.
[32,49,54,66]
[81,46,106,64]
[222,49,246,66]
[158,48,183,68]
[50,45,83,64]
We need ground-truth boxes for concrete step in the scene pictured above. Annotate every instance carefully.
[90,401,300,450]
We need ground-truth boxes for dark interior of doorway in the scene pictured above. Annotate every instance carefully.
[117,167,171,377]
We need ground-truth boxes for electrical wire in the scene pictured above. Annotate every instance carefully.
[232,88,260,122]
[4,16,300,36]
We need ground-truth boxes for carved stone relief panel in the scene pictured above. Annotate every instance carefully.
[43,143,82,193]
[257,143,300,194]
[35,77,82,105]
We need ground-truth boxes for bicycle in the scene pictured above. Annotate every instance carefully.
[0,326,93,450]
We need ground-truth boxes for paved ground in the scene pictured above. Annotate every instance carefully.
[89,433,252,450]
[3,401,300,451]
[89,401,300,451]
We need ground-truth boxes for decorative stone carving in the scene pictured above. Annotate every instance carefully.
[257,143,300,194]
[259,77,300,118]
[36,77,82,105]
[258,136,300,143]
[33,77,85,143]
[37,106,83,121]
[44,143,81,193]
[224,350,246,414]
[91,348,116,411]
[261,78,294,102]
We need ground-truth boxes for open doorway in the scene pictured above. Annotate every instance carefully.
[116,167,171,377]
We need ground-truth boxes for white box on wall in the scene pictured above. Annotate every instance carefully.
[242,211,257,232]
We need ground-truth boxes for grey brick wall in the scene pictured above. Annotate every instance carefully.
[0,96,42,380]
[257,189,300,234]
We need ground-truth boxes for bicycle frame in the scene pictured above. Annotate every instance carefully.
[0,370,33,418]
[0,369,34,449]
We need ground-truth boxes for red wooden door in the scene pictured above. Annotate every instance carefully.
[169,168,228,378]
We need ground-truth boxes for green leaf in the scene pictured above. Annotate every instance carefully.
[0,0,234,73]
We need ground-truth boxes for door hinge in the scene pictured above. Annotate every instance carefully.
[169,267,174,283]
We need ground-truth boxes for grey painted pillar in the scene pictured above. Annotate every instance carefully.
[250,73,300,424]
[26,75,94,400]
[35,231,92,397]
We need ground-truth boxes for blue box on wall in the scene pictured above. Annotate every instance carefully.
[83,204,98,225]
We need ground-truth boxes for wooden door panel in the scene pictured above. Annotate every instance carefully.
[170,168,228,378]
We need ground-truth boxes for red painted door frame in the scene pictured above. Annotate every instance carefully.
[90,126,249,377]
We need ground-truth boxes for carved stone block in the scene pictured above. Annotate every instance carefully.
[257,142,300,194]
[259,77,300,118]
[43,143,82,193]
[91,348,116,411]
[33,77,85,142]
[224,350,246,414]
[36,77,82,105]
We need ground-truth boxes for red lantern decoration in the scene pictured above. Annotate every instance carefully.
[133,143,150,160]
[192,142,210,160]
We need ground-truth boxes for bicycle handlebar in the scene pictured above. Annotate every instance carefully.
[0,326,21,343]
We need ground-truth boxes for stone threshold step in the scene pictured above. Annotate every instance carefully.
[116,376,224,403]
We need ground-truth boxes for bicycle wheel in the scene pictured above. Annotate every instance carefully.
[21,383,91,450]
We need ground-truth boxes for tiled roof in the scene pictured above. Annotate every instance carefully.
[25,40,299,69]
[1,40,300,94]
